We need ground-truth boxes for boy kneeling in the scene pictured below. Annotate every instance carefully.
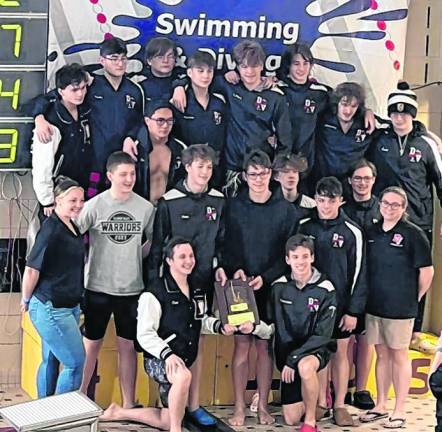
[102,237,247,432]
[270,234,337,432]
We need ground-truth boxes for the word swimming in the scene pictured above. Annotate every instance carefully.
[156,13,299,45]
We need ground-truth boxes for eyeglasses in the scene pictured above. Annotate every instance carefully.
[380,200,403,210]
[149,117,174,126]
[104,55,128,64]
[153,54,176,62]
[352,176,374,183]
[245,170,270,180]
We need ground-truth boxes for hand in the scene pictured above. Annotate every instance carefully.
[215,268,228,286]
[281,365,296,383]
[267,135,277,149]
[171,86,187,112]
[20,299,30,313]
[165,354,186,378]
[261,75,277,90]
[364,109,376,134]
[43,206,54,217]
[224,70,240,85]
[339,314,357,332]
[35,115,54,143]
[233,269,247,281]
[238,321,254,334]
[86,71,94,86]
[123,137,138,161]
[221,324,237,336]
[249,276,263,291]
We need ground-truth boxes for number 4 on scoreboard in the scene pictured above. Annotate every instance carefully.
[0,128,17,163]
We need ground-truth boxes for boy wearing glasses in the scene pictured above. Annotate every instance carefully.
[134,99,186,203]
[360,187,433,429]
[30,37,144,195]
[298,177,367,427]
[216,150,299,427]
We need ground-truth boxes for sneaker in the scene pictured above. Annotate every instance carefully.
[300,423,319,432]
[187,407,217,426]
[353,390,375,410]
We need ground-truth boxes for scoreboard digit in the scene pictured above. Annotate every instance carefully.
[0,0,49,170]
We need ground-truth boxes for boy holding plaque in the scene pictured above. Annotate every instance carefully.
[269,234,337,432]
[216,150,299,426]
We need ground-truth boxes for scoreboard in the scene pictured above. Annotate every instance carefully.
[0,0,48,169]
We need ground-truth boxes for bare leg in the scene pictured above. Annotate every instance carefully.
[317,365,329,408]
[117,336,137,408]
[167,367,192,432]
[188,335,205,411]
[332,338,351,408]
[372,344,391,413]
[298,356,320,428]
[229,334,252,426]
[390,347,411,419]
[255,338,275,425]
[355,334,375,391]
[80,338,103,395]
[100,403,170,430]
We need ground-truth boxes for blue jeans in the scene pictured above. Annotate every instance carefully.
[28,296,85,397]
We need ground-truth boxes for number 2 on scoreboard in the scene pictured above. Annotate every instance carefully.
[0,128,17,163]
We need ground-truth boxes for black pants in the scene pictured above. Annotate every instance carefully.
[430,365,442,432]
[413,228,432,333]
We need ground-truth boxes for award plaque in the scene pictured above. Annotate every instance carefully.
[214,278,260,326]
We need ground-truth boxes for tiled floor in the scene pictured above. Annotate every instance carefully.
[0,388,436,431]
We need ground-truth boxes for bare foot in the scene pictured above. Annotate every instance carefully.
[258,409,275,425]
[100,403,122,422]
[228,407,246,426]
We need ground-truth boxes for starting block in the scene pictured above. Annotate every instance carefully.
[0,391,102,432]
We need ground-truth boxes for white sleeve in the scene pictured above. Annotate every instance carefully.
[253,321,274,340]
[201,315,221,335]
[137,292,173,360]
[31,127,61,206]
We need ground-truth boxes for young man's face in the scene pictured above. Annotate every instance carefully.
[145,108,174,141]
[58,81,88,106]
[185,157,213,189]
[237,61,264,88]
[380,192,406,223]
[289,54,312,84]
[275,166,300,193]
[244,164,272,195]
[166,243,195,276]
[107,163,136,194]
[315,194,342,220]
[286,246,314,280]
[100,53,128,78]
[390,112,413,135]
[337,96,359,123]
[187,64,214,89]
[148,49,176,77]
[349,166,375,198]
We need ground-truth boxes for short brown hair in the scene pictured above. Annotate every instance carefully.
[331,82,366,115]
[272,153,308,173]
[181,144,218,166]
[243,149,271,172]
[106,151,135,172]
[233,40,265,67]
[145,37,177,61]
[285,234,314,256]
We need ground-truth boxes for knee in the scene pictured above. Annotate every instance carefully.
[390,348,409,365]
[298,360,317,380]
[175,367,192,388]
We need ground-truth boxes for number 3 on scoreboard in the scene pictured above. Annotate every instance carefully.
[0,128,17,163]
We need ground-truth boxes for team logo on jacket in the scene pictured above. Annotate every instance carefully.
[304,98,316,114]
[100,211,142,244]
[355,129,367,143]
[408,146,422,162]
[193,296,207,319]
[390,233,404,247]
[308,297,320,312]
[332,233,345,248]
[206,206,217,221]
[125,94,136,109]
[255,96,267,112]
[213,111,222,125]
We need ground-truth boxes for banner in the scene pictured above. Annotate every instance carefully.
[47,0,410,114]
